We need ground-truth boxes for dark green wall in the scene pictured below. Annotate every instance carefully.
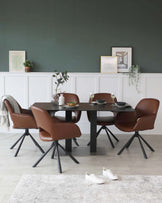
[0,0,162,72]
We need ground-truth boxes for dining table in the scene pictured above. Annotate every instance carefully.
[32,102,134,153]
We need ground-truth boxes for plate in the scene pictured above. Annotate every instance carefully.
[96,101,107,105]
[115,103,131,108]
[91,101,97,105]
[62,104,79,108]
[91,101,107,105]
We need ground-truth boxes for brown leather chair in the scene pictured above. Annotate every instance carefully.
[115,98,160,159]
[87,93,119,148]
[31,105,81,173]
[55,93,81,146]
[4,99,44,157]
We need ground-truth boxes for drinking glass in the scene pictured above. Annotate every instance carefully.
[111,93,116,104]
[89,92,94,102]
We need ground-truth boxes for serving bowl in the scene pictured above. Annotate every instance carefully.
[96,99,106,104]
[116,102,126,106]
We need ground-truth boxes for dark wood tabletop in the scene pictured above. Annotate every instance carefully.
[33,102,134,112]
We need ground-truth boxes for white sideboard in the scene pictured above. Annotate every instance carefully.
[0,72,161,135]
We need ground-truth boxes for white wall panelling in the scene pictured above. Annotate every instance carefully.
[5,75,28,108]
[28,75,52,106]
[0,72,161,135]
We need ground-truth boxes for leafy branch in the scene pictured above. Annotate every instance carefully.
[129,65,140,92]
[52,70,69,93]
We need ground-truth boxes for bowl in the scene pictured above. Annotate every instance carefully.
[116,102,126,106]
[96,99,105,104]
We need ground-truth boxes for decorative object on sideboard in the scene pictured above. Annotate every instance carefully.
[9,50,26,72]
[128,64,141,92]
[52,70,69,104]
[23,60,33,72]
[58,93,65,105]
[112,47,132,73]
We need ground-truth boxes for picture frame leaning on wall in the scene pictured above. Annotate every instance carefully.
[100,56,118,73]
[9,51,26,72]
[112,47,132,73]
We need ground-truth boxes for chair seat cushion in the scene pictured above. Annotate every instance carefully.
[39,131,53,142]
[115,122,136,132]
[97,116,115,126]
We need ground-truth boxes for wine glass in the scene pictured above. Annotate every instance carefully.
[111,93,116,104]
[89,92,94,102]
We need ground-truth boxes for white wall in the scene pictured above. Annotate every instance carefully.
[0,72,161,135]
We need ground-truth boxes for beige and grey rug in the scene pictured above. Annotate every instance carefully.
[9,175,162,203]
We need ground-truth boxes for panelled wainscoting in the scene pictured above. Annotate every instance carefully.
[0,72,161,135]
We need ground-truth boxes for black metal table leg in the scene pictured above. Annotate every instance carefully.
[65,110,72,152]
[89,111,97,153]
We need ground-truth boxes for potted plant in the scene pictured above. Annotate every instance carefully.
[23,60,33,72]
[52,70,69,104]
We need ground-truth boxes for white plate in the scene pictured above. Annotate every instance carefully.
[91,101,107,105]
[62,104,79,108]
[115,103,131,108]
[96,102,107,105]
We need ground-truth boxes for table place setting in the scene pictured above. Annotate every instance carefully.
[91,99,107,105]
[58,101,79,109]
[114,101,132,109]
[61,103,79,109]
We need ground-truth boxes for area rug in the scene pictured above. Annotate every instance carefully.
[9,175,162,203]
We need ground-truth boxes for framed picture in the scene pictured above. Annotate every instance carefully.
[112,47,132,73]
[100,56,118,73]
[9,51,26,72]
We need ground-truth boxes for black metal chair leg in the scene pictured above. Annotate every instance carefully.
[106,128,119,142]
[96,126,104,137]
[10,134,25,149]
[73,138,79,146]
[58,143,79,164]
[14,136,26,157]
[138,136,148,159]
[51,145,56,159]
[55,142,62,173]
[105,128,115,148]
[29,134,45,153]
[33,143,55,167]
[126,134,136,148]
[139,135,155,152]
[87,126,103,146]
[118,135,136,155]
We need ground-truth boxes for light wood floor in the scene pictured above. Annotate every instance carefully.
[0,132,162,202]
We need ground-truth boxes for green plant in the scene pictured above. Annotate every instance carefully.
[129,65,140,92]
[53,70,69,93]
[23,60,33,68]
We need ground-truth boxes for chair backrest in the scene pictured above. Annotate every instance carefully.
[4,99,21,120]
[89,93,117,103]
[31,105,55,134]
[58,93,81,123]
[4,99,37,129]
[134,98,160,131]
[135,98,160,117]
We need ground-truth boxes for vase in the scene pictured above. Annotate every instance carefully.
[25,66,31,72]
[52,93,59,105]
